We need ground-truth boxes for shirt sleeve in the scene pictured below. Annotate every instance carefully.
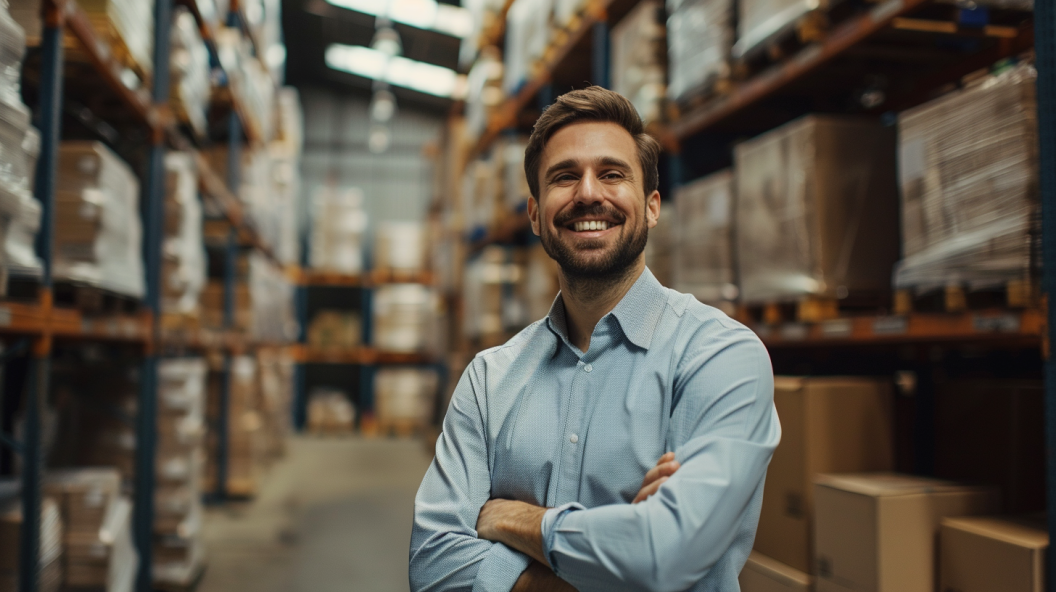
[542,328,780,592]
[409,359,532,592]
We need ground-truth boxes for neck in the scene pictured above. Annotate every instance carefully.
[559,258,645,352]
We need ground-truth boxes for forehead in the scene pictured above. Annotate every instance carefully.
[540,121,640,171]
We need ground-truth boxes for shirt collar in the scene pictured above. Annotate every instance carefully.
[545,267,667,351]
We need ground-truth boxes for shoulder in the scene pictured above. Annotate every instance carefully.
[660,289,769,369]
[468,319,552,376]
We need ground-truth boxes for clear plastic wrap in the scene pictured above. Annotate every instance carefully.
[248,252,296,342]
[733,0,826,59]
[672,169,736,305]
[894,64,1038,292]
[374,368,439,425]
[734,115,899,304]
[162,153,207,316]
[170,8,210,137]
[666,0,732,103]
[54,141,145,298]
[611,0,667,123]
[373,284,441,353]
[0,2,26,99]
[310,187,367,274]
[503,0,554,94]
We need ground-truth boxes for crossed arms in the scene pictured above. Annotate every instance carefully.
[409,335,778,592]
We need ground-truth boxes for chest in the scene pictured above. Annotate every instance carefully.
[488,353,674,507]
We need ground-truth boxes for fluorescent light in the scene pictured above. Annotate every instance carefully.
[326,43,467,98]
[325,0,473,39]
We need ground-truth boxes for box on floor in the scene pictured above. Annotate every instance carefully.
[813,473,999,592]
[940,514,1047,592]
[755,377,894,574]
[739,551,812,592]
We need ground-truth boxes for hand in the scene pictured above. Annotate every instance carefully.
[633,452,680,504]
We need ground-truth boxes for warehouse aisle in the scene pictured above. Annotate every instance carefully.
[198,437,434,592]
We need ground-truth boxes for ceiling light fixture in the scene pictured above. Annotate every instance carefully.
[324,0,474,39]
[325,43,468,99]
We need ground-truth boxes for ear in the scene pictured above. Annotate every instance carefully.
[527,195,541,236]
[645,190,661,229]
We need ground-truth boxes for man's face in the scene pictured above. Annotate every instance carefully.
[528,121,661,280]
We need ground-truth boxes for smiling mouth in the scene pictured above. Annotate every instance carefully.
[565,219,622,233]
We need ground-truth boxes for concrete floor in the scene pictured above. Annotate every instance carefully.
[198,436,434,592]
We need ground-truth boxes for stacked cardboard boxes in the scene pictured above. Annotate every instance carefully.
[307,310,362,352]
[610,0,667,123]
[894,64,1038,295]
[54,142,146,299]
[256,349,293,462]
[666,0,733,103]
[162,153,207,318]
[751,377,894,585]
[205,356,263,496]
[733,0,826,59]
[940,515,1048,592]
[374,368,440,427]
[0,485,63,592]
[310,187,367,275]
[307,389,356,435]
[375,221,428,273]
[672,169,736,310]
[44,469,138,592]
[735,116,898,306]
[154,358,207,587]
[373,284,440,353]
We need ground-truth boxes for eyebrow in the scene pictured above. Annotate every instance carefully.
[544,156,634,181]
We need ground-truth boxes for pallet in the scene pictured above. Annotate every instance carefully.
[739,291,890,325]
[53,282,141,315]
[893,280,1038,315]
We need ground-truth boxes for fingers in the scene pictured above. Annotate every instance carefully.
[655,452,675,466]
[633,476,669,504]
[640,460,680,489]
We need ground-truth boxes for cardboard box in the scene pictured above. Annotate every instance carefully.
[813,473,999,592]
[740,551,813,592]
[940,515,1047,592]
[756,377,894,573]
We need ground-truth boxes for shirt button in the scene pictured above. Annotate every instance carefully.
[570,434,579,444]
[584,364,593,373]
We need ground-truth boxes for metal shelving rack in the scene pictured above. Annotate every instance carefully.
[290,269,440,432]
[0,0,290,589]
[459,0,1055,586]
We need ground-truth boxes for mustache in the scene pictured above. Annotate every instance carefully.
[553,205,627,227]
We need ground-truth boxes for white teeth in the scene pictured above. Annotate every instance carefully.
[573,220,610,232]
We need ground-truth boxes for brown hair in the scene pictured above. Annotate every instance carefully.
[523,86,661,200]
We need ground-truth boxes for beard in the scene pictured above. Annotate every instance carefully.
[540,203,649,290]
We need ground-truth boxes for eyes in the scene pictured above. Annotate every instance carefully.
[551,170,626,184]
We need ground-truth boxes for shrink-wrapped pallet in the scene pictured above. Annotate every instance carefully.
[733,0,832,59]
[459,0,508,67]
[249,253,295,342]
[44,470,138,592]
[9,0,154,82]
[894,64,1038,293]
[205,356,263,497]
[310,187,367,274]
[307,388,356,434]
[734,115,899,304]
[273,88,304,266]
[666,0,733,103]
[375,221,427,273]
[163,153,207,316]
[256,349,292,460]
[462,246,525,341]
[0,489,64,592]
[503,0,553,94]
[461,154,501,232]
[373,284,440,353]
[215,28,274,141]
[170,8,210,138]
[644,203,675,287]
[611,0,667,123]
[672,170,736,306]
[464,48,505,142]
[375,368,439,425]
[55,141,145,299]
[307,310,362,351]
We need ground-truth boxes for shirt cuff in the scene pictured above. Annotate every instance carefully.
[541,502,586,572]
[471,542,532,592]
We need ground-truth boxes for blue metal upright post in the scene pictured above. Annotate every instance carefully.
[22,4,64,590]
[591,21,610,89]
[133,0,173,585]
[1034,3,1056,590]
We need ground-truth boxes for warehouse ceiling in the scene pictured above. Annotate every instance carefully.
[282,0,463,113]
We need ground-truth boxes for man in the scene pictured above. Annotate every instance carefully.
[410,86,779,592]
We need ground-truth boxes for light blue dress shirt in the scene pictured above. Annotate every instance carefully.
[410,267,780,592]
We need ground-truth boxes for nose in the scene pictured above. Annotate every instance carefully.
[574,170,604,205]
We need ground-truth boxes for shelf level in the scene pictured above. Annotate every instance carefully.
[751,308,1044,348]
[292,345,437,365]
